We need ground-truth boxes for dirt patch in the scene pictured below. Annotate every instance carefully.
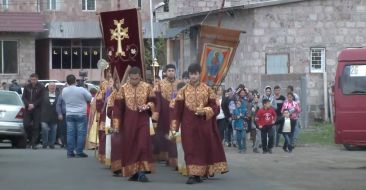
[226,145,366,190]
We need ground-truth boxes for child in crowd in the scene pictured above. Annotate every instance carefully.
[282,109,293,153]
[255,99,277,154]
[233,100,247,153]
[251,93,261,153]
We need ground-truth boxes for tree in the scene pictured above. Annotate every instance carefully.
[144,38,167,77]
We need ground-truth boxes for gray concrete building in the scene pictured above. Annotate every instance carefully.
[159,0,366,124]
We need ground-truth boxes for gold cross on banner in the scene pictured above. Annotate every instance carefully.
[110,19,129,57]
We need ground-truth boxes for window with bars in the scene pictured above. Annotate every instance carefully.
[265,54,289,74]
[138,0,142,8]
[82,0,95,11]
[0,41,18,74]
[310,48,325,73]
[2,0,8,9]
[164,0,169,12]
[51,39,102,69]
[47,0,57,10]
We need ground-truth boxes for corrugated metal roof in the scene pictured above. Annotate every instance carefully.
[44,21,168,39]
[0,12,44,32]
[46,21,102,39]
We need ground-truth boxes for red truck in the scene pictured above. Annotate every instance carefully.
[334,48,366,150]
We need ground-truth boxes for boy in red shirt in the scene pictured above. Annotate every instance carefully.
[255,99,277,154]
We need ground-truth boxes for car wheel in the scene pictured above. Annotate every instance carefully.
[343,144,359,151]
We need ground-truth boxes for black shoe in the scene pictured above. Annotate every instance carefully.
[138,174,149,182]
[31,145,38,150]
[49,145,55,149]
[228,143,232,147]
[42,145,47,149]
[263,151,268,154]
[253,148,260,153]
[113,170,121,177]
[283,147,288,152]
[195,176,203,183]
[268,149,273,154]
[186,176,197,184]
[128,173,139,181]
[67,154,75,158]
[76,153,88,158]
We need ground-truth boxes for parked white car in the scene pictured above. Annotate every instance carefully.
[0,90,26,148]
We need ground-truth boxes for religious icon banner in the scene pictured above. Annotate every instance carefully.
[198,25,241,86]
[100,9,145,82]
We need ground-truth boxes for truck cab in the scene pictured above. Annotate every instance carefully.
[334,48,366,150]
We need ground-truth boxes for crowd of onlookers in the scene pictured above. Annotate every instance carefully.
[216,84,301,154]
[2,74,95,156]
[2,73,301,156]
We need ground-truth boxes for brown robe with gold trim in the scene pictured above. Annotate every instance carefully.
[152,79,178,166]
[107,90,122,173]
[112,81,155,177]
[95,80,109,164]
[171,82,228,176]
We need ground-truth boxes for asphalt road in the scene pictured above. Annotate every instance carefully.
[0,144,365,190]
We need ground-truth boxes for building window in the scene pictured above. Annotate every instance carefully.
[265,54,289,74]
[164,0,169,12]
[0,41,18,74]
[2,0,8,10]
[310,48,325,73]
[82,0,95,11]
[47,0,57,10]
[138,0,142,8]
[51,39,102,69]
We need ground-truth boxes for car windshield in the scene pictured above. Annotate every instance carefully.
[0,91,23,105]
[341,64,366,95]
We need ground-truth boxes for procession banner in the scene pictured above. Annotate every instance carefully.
[198,25,241,86]
[100,8,145,83]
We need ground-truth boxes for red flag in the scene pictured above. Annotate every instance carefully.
[100,9,145,83]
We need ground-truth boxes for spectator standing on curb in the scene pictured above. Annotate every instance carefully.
[9,79,22,94]
[256,99,277,154]
[62,74,92,158]
[22,73,45,149]
[40,82,59,149]
[273,85,286,147]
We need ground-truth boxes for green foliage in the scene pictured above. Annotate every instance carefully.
[144,38,167,70]
[297,123,334,146]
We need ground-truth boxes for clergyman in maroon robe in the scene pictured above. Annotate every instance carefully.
[171,63,228,185]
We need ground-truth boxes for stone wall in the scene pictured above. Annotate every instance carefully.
[226,0,366,122]
[0,33,36,85]
[169,0,366,123]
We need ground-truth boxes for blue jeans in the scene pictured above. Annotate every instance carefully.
[236,129,246,151]
[57,114,67,146]
[41,122,57,147]
[66,115,87,155]
[292,120,301,145]
[283,132,292,151]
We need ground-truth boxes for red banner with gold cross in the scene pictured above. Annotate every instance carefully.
[100,9,145,84]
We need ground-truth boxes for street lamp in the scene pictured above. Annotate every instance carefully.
[149,0,165,82]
